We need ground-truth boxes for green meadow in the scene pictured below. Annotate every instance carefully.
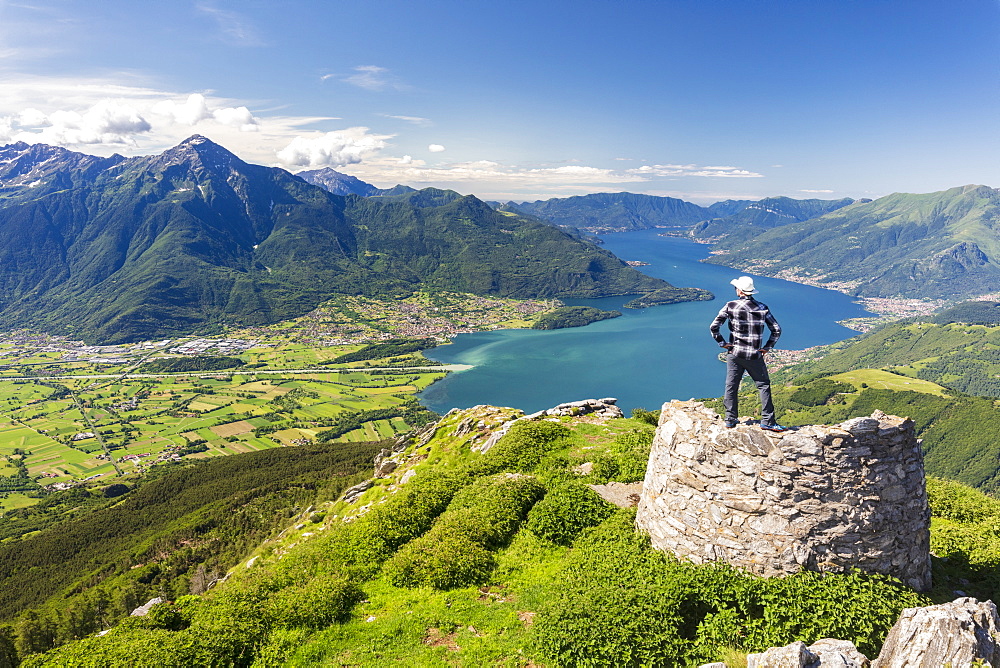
[0,343,445,512]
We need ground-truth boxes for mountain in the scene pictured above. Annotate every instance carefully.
[691,196,856,242]
[706,185,1000,300]
[0,137,701,343]
[508,192,856,236]
[295,167,381,196]
[510,192,710,231]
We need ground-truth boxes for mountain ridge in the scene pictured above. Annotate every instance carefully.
[0,137,703,343]
[706,184,1000,300]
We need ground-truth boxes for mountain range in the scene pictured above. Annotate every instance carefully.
[505,192,857,235]
[706,185,1000,299]
[490,186,1000,302]
[0,137,699,344]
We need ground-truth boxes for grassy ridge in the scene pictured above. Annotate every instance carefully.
[18,405,998,667]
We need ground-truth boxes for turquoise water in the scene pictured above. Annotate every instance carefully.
[418,228,871,415]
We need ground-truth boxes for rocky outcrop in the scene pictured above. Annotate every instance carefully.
[588,481,643,508]
[637,400,931,590]
[130,597,164,617]
[873,597,1000,667]
[713,597,1000,668]
[744,639,868,667]
[478,398,623,453]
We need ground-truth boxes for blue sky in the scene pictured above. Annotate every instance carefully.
[1,0,998,203]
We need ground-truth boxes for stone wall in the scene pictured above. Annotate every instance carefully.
[636,400,931,590]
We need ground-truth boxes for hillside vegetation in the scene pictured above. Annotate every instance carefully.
[784,317,1000,398]
[10,403,1000,667]
[691,196,856,242]
[707,185,1000,300]
[0,439,378,659]
[530,306,621,330]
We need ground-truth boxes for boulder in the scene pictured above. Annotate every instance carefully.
[747,641,816,668]
[873,597,1000,667]
[130,597,164,617]
[747,639,867,668]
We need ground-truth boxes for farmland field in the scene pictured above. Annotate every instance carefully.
[0,338,446,512]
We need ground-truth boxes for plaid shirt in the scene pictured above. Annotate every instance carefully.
[709,296,781,359]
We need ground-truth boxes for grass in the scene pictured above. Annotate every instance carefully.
[0,492,36,513]
[826,369,948,396]
[279,518,569,666]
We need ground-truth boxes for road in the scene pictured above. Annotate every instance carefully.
[8,364,473,381]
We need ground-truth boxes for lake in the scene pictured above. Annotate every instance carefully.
[418,228,871,415]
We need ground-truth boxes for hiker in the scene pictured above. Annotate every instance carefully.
[709,276,790,432]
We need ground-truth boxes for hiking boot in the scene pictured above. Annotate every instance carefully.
[760,422,791,433]
[724,419,738,428]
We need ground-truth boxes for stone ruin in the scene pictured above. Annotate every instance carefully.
[636,400,931,591]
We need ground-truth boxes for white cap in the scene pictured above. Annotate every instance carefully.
[730,276,756,294]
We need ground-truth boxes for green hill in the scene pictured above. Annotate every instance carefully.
[510,192,709,231]
[0,439,378,648]
[691,196,856,242]
[706,185,1000,300]
[781,319,1000,398]
[0,138,702,344]
[509,192,854,236]
[11,401,1000,667]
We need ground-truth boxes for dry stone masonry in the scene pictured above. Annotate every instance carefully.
[636,400,931,590]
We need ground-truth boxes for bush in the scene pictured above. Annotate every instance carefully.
[471,421,571,475]
[591,428,654,484]
[789,379,855,407]
[323,470,465,577]
[631,408,659,426]
[271,574,362,629]
[531,510,927,666]
[382,474,544,589]
[526,481,615,545]
[383,533,496,589]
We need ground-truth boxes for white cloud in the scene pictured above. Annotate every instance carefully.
[382,114,431,125]
[799,189,834,193]
[0,76,768,200]
[6,99,152,146]
[153,94,213,125]
[345,158,642,190]
[212,105,258,132]
[196,3,265,46]
[0,79,280,150]
[153,93,258,131]
[275,127,392,168]
[628,164,764,178]
[428,143,445,153]
[342,65,407,92]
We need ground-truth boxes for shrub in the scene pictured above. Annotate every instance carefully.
[526,481,615,546]
[383,474,544,589]
[590,428,654,484]
[270,574,362,629]
[323,470,466,577]
[631,407,659,426]
[531,509,926,666]
[383,533,496,589]
[471,421,571,475]
[789,379,855,407]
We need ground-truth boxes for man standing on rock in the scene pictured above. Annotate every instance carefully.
[709,276,790,432]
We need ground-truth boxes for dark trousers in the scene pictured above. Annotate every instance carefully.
[724,354,775,424]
